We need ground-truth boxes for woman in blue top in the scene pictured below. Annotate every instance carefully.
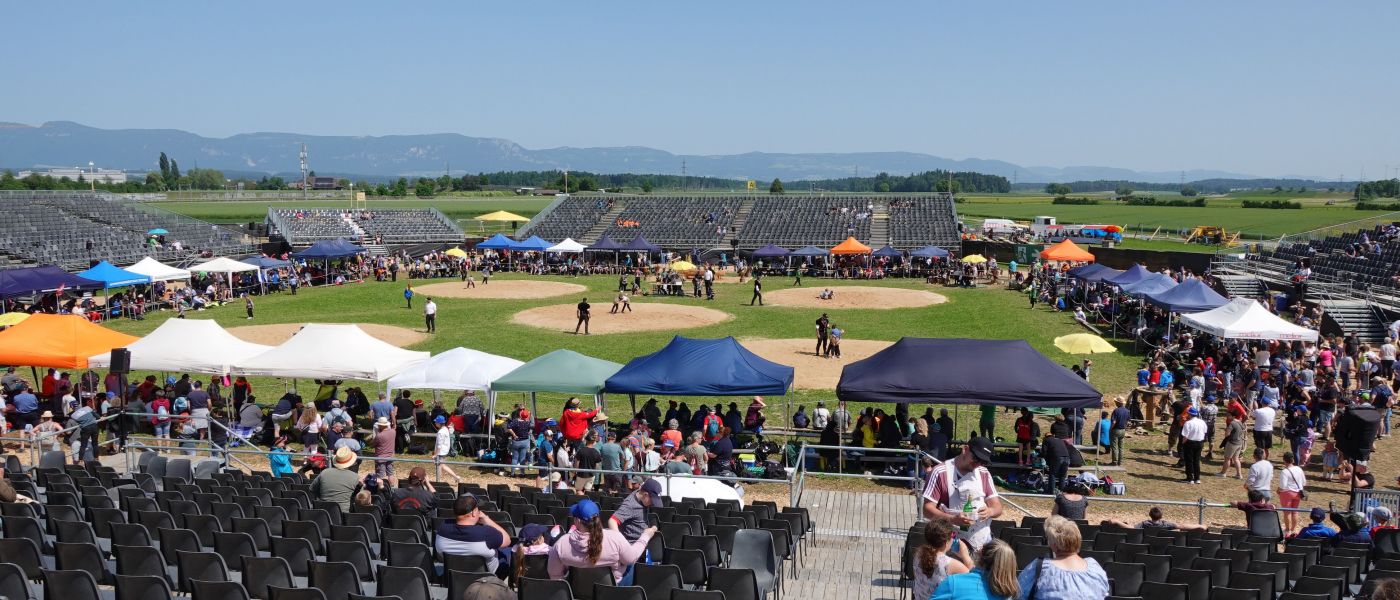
[932,539,1020,600]
[1016,515,1110,600]
[1096,411,1112,450]
[268,436,294,477]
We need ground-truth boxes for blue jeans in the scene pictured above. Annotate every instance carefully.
[1047,459,1070,494]
[618,564,635,586]
[510,440,531,472]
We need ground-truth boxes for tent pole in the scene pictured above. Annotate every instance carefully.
[530,392,537,425]
[629,394,636,421]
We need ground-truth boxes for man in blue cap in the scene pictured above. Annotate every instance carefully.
[434,415,463,486]
[610,478,666,542]
[1180,406,1207,484]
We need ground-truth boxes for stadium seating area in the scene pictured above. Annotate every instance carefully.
[267,209,463,246]
[738,197,872,248]
[888,196,960,250]
[0,192,248,270]
[520,197,615,243]
[0,451,810,600]
[1251,222,1400,293]
[599,197,743,248]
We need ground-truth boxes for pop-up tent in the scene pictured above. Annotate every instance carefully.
[242,256,292,270]
[910,245,951,258]
[624,236,662,253]
[604,336,794,397]
[791,246,829,257]
[836,337,1102,409]
[1040,239,1096,262]
[126,257,191,281]
[491,349,624,419]
[872,245,903,258]
[1118,273,1178,297]
[1144,278,1229,313]
[547,238,586,253]
[292,238,366,259]
[476,233,519,250]
[1104,264,1152,286]
[1179,298,1319,342]
[586,235,624,251]
[0,313,138,369]
[77,261,151,289]
[0,265,102,299]
[190,257,259,275]
[232,323,429,381]
[88,318,273,374]
[514,236,553,252]
[751,244,790,259]
[386,347,525,395]
[1068,263,1121,282]
[830,237,872,255]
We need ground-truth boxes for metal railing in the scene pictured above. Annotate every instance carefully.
[999,490,1330,526]
[1277,210,1400,246]
[9,412,125,466]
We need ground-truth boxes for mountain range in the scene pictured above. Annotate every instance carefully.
[0,120,1262,184]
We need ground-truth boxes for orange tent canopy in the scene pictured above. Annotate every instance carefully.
[1039,239,1096,262]
[829,237,872,255]
[0,313,138,369]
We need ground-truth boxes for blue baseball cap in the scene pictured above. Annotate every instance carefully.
[570,499,600,521]
[1188,407,1199,415]
[519,523,550,542]
[433,415,447,424]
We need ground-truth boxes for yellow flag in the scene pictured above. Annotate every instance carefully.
[747,180,756,190]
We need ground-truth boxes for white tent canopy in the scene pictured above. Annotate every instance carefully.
[386,347,525,394]
[189,257,258,274]
[88,319,273,374]
[547,238,586,253]
[1179,298,1319,342]
[125,257,191,281]
[232,323,429,381]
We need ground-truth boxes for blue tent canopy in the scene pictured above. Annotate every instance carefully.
[624,236,662,253]
[293,238,366,259]
[751,244,790,258]
[791,246,829,257]
[241,256,292,269]
[1104,264,1152,286]
[1144,278,1229,313]
[514,236,552,251]
[476,233,518,250]
[586,235,623,251]
[0,265,103,299]
[909,245,951,258]
[872,245,904,258]
[836,338,1102,409]
[1119,273,1177,296]
[604,336,794,396]
[76,261,151,289]
[1068,263,1120,282]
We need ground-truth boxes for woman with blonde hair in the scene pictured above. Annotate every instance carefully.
[933,539,1020,600]
[1016,515,1110,600]
[295,406,323,453]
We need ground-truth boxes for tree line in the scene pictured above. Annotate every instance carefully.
[1028,178,1348,196]
[1354,179,1400,200]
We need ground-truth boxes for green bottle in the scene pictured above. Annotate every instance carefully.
[961,496,975,531]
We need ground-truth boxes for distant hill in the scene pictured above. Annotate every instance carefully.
[0,120,1264,183]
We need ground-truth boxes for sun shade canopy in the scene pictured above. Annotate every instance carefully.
[791,246,829,257]
[829,237,872,255]
[1039,239,1096,262]
[1104,264,1152,286]
[547,238,586,253]
[77,261,151,289]
[910,246,951,258]
[751,244,790,258]
[386,347,526,394]
[624,236,662,252]
[292,238,366,259]
[513,236,552,251]
[476,210,529,222]
[0,313,138,369]
[836,337,1103,409]
[232,323,429,381]
[586,235,624,251]
[476,233,519,250]
[88,318,274,374]
[189,257,259,274]
[126,257,191,281]
[1119,273,1178,296]
[0,265,103,299]
[1144,278,1229,313]
[241,256,292,269]
[872,245,903,258]
[1068,263,1121,282]
[604,336,794,396]
[1179,298,1319,342]
[490,349,623,395]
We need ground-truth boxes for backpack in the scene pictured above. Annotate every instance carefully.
[705,415,721,439]
[153,403,170,425]
[72,407,99,433]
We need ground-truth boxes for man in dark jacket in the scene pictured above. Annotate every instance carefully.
[1041,434,1071,494]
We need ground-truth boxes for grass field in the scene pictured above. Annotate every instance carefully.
[150,196,554,227]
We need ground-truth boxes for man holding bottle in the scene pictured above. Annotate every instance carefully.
[920,437,1004,553]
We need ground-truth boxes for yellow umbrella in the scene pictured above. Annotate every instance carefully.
[669,260,698,272]
[476,210,529,222]
[0,312,30,327]
[444,247,468,259]
[1054,333,1117,354]
[961,254,987,264]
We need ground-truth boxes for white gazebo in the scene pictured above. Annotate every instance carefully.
[386,347,525,395]
[125,257,192,281]
[189,257,259,275]
[546,238,587,253]
[231,323,429,381]
[1179,298,1319,342]
[88,318,273,374]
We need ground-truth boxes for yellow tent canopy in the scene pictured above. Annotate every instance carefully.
[0,313,138,369]
[961,254,987,264]
[829,237,872,255]
[444,247,468,259]
[0,312,30,327]
[476,210,529,222]
[1054,333,1117,354]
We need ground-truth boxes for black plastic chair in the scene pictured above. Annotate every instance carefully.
[1138,580,1188,600]
[114,544,174,586]
[189,579,251,600]
[111,523,154,549]
[385,541,438,583]
[0,562,37,600]
[176,551,231,594]
[6,516,52,554]
[373,566,433,600]
[569,566,616,600]
[666,548,709,589]
[1207,587,1258,600]
[1245,510,1283,543]
[670,591,724,600]
[281,521,324,555]
[1140,554,1171,583]
[682,535,723,568]
[727,530,779,600]
[326,541,377,583]
[707,567,762,600]
[442,553,490,574]
[309,561,363,600]
[239,556,297,600]
[115,574,175,600]
[1102,561,1145,597]
[269,537,316,578]
[1165,569,1209,600]
[634,564,682,600]
[519,577,574,600]
[1227,571,1274,600]
[232,519,273,553]
[0,537,51,580]
[40,568,104,600]
[54,542,112,585]
[444,570,494,600]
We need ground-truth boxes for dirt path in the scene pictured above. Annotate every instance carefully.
[763,285,947,309]
[226,323,428,347]
[742,338,894,388]
[511,302,732,334]
[413,280,587,300]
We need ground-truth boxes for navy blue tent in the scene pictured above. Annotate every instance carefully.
[1119,273,1177,296]
[836,338,1102,408]
[1068,263,1119,282]
[241,256,292,269]
[1104,264,1152,286]
[604,336,794,396]
[791,246,828,257]
[909,245,951,258]
[1144,278,1229,313]
[751,244,790,258]
[586,235,624,251]
[624,236,662,253]
[293,238,366,259]
[0,265,102,299]
[872,245,903,258]
[476,233,518,250]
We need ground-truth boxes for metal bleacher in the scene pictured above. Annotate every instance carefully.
[267,208,463,246]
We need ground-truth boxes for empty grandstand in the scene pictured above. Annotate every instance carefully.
[0,191,251,270]
[518,193,959,251]
[266,208,463,246]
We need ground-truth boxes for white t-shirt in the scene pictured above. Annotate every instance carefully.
[1279,465,1306,493]
[435,425,454,457]
[1253,406,1276,432]
[1247,460,1274,492]
[1256,350,1271,367]
[812,407,830,429]
[1383,344,1398,361]
[424,301,437,316]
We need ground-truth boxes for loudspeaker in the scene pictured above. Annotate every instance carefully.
[109,348,131,374]
[1337,407,1381,461]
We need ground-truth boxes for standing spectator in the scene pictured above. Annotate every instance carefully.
[979,403,997,441]
[1218,411,1246,478]
[1180,407,1206,484]
[506,409,533,477]
[560,397,599,444]
[1245,448,1274,500]
[921,437,1004,550]
[433,415,464,485]
[1016,515,1110,600]
[1040,433,1071,494]
[1277,451,1307,533]
[1253,399,1277,460]
[574,434,603,492]
[1200,396,1219,461]
[1014,409,1039,466]
[913,519,973,600]
[369,417,397,486]
[598,431,626,493]
[424,297,437,333]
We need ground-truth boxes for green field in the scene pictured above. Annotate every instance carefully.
[150,196,553,235]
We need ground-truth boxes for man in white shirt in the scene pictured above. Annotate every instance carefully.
[424,298,437,333]
[1180,407,1207,484]
[922,437,1004,552]
[1245,448,1274,500]
[812,401,830,430]
[1382,337,1398,379]
[432,415,462,485]
[1252,401,1277,461]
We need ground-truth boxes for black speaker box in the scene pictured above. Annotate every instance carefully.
[1337,407,1381,461]
[109,348,131,374]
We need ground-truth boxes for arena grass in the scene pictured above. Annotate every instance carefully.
[102,273,1142,441]
[150,196,553,224]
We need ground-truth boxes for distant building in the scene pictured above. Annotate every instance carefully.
[17,167,128,184]
[290,176,340,190]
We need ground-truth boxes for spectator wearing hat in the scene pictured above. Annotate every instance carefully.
[434,415,464,485]
[1180,406,1207,484]
[1332,511,1373,547]
[560,397,599,444]
[369,417,397,485]
[922,437,1004,552]
[612,478,666,542]
[391,466,438,516]
[32,410,64,452]
[311,446,367,513]
[1294,507,1337,540]
[662,441,690,474]
[1371,506,1397,536]
[437,495,510,574]
[548,499,656,585]
[509,523,553,587]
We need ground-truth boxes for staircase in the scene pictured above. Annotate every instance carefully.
[580,203,627,245]
[728,197,756,242]
[1216,275,1265,300]
[1321,299,1389,346]
[342,217,367,240]
[868,202,890,247]
[361,243,388,257]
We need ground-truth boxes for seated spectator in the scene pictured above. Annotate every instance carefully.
[1017,515,1110,600]
[1102,506,1208,532]
[1331,511,1372,547]
[436,495,510,573]
[914,519,973,600]
[932,539,1020,600]
[1293,508,1337,540]
[547,499,655,586]
[1371,506,1398,537]
[390,467,438,516]
[1231,489,1277,514]
[1052,481,1091,521]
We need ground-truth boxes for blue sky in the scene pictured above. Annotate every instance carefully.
[4,1,1399,179]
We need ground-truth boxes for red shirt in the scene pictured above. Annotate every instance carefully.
[560,407,598,441]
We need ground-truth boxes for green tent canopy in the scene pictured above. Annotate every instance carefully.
[490,349,624,419]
